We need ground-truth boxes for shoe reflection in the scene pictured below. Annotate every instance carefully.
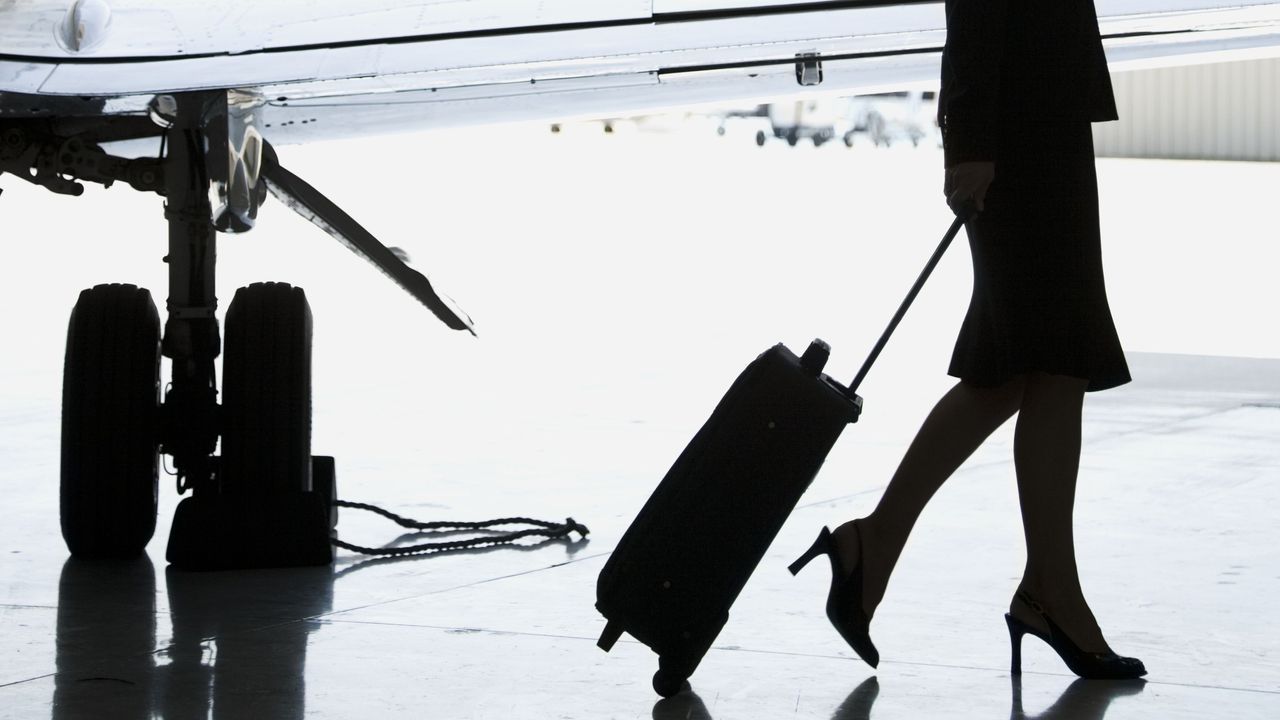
[646,669,1144,720]
[53,555,333,720]
[1010,676,1146,720]
[831,676,879,720]
[649,674,880,720]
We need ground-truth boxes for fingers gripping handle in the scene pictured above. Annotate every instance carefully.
[848,204,974,394]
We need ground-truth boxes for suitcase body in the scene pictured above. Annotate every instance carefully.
[595,340,861,695]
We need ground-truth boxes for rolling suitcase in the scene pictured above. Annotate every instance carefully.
[595,211,971,697]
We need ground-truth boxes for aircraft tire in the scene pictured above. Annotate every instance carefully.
[60,284,161,559]
[221,282,312,496]
[755,130,766,147]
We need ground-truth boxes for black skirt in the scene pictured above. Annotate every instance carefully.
[948,121,1130,392]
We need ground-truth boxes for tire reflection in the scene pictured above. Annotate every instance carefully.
[54,557,157,720]
[53,555,333,720]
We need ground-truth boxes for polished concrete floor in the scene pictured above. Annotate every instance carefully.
[2,124,1279,719]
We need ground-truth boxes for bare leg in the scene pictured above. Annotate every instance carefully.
[833,376,1026,617]
[1009,372,1110,652]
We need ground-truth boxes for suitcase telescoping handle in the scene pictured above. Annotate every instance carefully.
[848,204,976,394]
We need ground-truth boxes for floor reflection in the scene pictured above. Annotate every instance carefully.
[650,675,882,720]
[830,677,880,720]
[52,550,1144,720]
[649,672,1145,720]
[54,557,158,720]
[53,555,333,720]
[652,687,712,720]
[51,534,588,719]
[160,563,334,720]
[1010,676,1146,720]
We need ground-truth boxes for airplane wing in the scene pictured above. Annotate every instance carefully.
[2,0,1279,147]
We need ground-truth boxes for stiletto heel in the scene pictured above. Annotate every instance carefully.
[789,524,879,668]
[1005,591,1146,679]
[1006,614,1025,676]
[788,529,829,576]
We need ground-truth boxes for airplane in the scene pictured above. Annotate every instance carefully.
[2,0,1279,569]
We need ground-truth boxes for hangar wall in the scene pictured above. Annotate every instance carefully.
[1094,58,1280,162]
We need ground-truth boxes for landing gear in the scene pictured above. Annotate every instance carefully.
[160,95,330,570]
[60,284,161,559]
[220,282,313,496]
[867,113,889,147]
[52,92,330,568]
[34,90,470,566]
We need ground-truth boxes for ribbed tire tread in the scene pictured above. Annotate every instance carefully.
[220,282,312,495]
[60,283,161,558]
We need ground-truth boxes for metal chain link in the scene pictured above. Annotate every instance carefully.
[332,500,590,559]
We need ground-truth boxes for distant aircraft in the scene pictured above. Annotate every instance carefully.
[2,0,1278,565]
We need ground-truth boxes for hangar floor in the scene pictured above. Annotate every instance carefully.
[1,122,1277,719]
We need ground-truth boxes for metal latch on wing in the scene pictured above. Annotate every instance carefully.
[795,53,823,87]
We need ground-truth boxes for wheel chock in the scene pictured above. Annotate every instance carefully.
[166,456,338,571]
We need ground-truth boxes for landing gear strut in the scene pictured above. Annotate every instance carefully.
[3,89,473,567]
[55,91,333,569]
[156,93,333,570]
[157,92,221,496]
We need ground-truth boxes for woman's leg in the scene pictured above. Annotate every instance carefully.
[1010,372,1110,652]
[833,376,1026,618]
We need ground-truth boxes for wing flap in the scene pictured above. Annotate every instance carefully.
[260,143,475,335]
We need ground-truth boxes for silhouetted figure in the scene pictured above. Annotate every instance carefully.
[792,0,1145,679]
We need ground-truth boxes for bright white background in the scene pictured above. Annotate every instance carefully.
[1,115,1277,518]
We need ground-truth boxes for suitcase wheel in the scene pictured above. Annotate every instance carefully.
[653,665,690,698]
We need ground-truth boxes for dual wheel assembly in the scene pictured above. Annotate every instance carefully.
[59,281,314,560]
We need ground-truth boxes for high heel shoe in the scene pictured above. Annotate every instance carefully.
[789,524,879,668]
[1005,591,1146,679]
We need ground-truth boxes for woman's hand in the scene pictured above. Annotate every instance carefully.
[944,161,995,214]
